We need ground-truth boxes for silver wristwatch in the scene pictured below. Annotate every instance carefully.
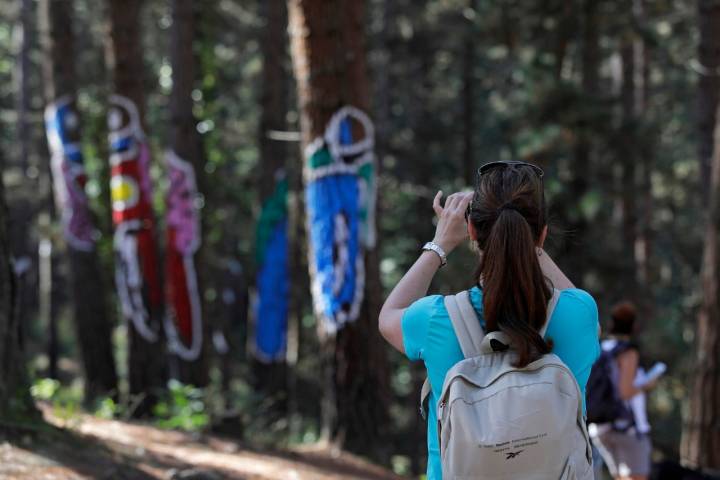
[422,241,447,267]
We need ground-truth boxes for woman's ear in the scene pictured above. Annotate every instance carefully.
[468,221,478,241]
[538,225,548,248]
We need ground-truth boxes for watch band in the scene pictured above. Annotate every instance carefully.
[422,241,447,267]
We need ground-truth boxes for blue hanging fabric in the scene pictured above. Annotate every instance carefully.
[305,106,376,334]
[254,175,289,362]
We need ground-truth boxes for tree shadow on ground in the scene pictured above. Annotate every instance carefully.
[1,421,236,480]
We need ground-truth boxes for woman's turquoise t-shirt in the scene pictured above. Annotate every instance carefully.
[401,286,600,480]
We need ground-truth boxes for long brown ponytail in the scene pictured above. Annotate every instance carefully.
[468,164,552,367]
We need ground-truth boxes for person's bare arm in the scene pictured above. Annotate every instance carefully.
[379,191,473,353]
[617,349,642,400]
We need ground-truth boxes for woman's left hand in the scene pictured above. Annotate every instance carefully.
[432,190,473,255]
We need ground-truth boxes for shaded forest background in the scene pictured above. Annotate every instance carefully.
[0,0,718,477]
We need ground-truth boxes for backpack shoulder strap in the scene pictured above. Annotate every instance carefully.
[444,290,485,358]
[420,290,483,420]
[539,288,561,338]
[610,339,636,357]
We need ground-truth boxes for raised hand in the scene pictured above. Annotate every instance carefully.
[432,190,473,255]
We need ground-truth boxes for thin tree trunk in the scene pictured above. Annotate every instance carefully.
[553,0,575,81]
[105,0,165,412]
[39,0,117,403]
[462,0,477,186]
[0,150,34,421]
[15,0,32,172]
[253,0,289,399]
[620,0,654,320]
[561,0,599,283]
[619,19,640,299]
[288,0,390,458]
[10,0,41,384]
[697,0,720,201]
[166,0,209,387]
[259,0,289,202]
[637,23,653,293]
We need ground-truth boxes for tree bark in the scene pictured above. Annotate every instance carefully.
[697,0,720,201]
[253,0,289,398]
[0,152,34,421]
[288,0,390,457]
[619,0,655,323]
[105,0,165,411]
[15,0,32,172]
[462,0,477,186]
[681,4,720,466]
[681,99,720,470]
[259,0,289,202]
[561,0,599,284]
[40,0,117,403]
[166,0,209,387]
[619,11,641,300]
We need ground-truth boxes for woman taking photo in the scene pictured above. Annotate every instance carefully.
[379,161,600,479]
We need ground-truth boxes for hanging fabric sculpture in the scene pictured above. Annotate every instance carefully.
[254,174,289,362]
[44,95,96,251]
[164,150,203,361]
[108,94,162,342]
[305,106,377,334]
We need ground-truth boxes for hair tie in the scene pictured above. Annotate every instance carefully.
[498,203,519,214]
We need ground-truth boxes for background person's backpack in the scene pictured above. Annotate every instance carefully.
[421,290,593,479]
[585,340,635,428]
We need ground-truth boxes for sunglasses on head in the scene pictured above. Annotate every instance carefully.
[466,161,545,220]
[478,161,544,179]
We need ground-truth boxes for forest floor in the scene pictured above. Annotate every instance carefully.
[0,404,405,480]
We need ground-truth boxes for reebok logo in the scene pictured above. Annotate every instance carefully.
[505,450,524,460]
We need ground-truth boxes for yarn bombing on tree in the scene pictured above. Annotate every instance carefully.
[44,95,96,252]
[164,149,203,362]
[305,106,377,334]
[254,173,289,362]
[108,94,162,343]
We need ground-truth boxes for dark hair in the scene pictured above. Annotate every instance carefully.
[610,301,636,335]
[468,164,552,367]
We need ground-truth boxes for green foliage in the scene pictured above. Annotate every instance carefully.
[152,380,210,432]
[30,378,83,423]
[30,378,60,401]
[94,397,119,420]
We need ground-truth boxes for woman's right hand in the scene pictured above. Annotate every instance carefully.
[432,190,473,255]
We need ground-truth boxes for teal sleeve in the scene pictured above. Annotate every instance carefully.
[401,295,442,361]
[547,289,601,394]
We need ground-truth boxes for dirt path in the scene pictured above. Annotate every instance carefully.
[0,405,405,480]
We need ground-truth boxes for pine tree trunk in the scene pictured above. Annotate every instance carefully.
[15,0,32,172]
[105,0,165,411]
[167,0,209,387]
[619,16,640,300]
[9,0,36,378]
[697,0,720,201]
[39,0,117,403]
[620,0,654,322]
[253,0,289,397]
[288,0,390,457]
[259,0,289,203]
[0,152,34,421]
[680,100,720,470]
[680,5,720,464]
[462,0,477,186]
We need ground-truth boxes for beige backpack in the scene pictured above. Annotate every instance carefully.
[420,290,593,479]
